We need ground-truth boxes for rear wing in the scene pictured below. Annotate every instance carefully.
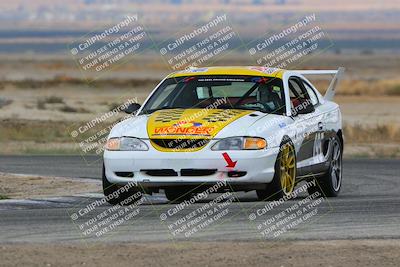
[293,67,345,101]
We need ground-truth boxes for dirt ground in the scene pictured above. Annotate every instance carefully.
[0,172,100,199]
[0,239,399,267]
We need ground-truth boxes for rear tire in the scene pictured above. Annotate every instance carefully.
[257,140,296,201]
[102,165,142,205]
[307,134,343,197]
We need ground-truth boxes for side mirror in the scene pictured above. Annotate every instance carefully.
[123,103,141,114]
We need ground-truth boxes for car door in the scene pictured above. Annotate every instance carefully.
[287,76,322,177]
[301,78,340,174]
[299,78,338,175]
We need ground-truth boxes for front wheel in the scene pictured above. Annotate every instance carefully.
[307,135,343,197]
[257,140,297,201]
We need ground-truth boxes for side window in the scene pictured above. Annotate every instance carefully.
[301,80,319,106]
[288,77,314,114]
[288,77,311,108]
[288,78,304,98]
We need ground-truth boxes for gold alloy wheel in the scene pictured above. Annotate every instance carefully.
[279,143,296,195]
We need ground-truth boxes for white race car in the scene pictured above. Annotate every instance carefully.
[103,66,344,205]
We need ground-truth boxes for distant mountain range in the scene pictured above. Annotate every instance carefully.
[1,0,399,30]
[0,0,399,53]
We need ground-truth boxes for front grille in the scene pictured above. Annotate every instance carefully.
[181,169,217,176]
[142,169,178,176]
[114,172,134,178]
[142,169,217,177]
[151,139,210,150]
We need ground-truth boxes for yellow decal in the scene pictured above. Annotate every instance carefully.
[147,108,251,151]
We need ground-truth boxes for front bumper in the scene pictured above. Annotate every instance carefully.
[103,140,279,188]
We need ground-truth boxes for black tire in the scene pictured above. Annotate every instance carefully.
[102,165,142,205]
[306,185,319,196]
[307,134,343,197]
[257,140,297,201]
[164,187,192,203]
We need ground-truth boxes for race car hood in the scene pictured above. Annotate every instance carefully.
[146,108,252,139]
[109,108,271,151]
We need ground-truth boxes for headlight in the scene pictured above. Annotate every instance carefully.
[105,137,148,151]
[211,137,267,150]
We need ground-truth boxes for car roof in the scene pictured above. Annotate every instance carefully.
[168,66,285,79]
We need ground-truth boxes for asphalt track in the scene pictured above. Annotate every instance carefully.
[0,156,399,243]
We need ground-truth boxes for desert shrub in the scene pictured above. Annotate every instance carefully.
[37,100,46,110]
[37,96,65,110]
[43,96,64,104]
[344,124,400,143]
[0,98,12,109]
[387,85,400,96]
[59,105,90,113]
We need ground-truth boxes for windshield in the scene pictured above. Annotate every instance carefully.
[140,75,285,115]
